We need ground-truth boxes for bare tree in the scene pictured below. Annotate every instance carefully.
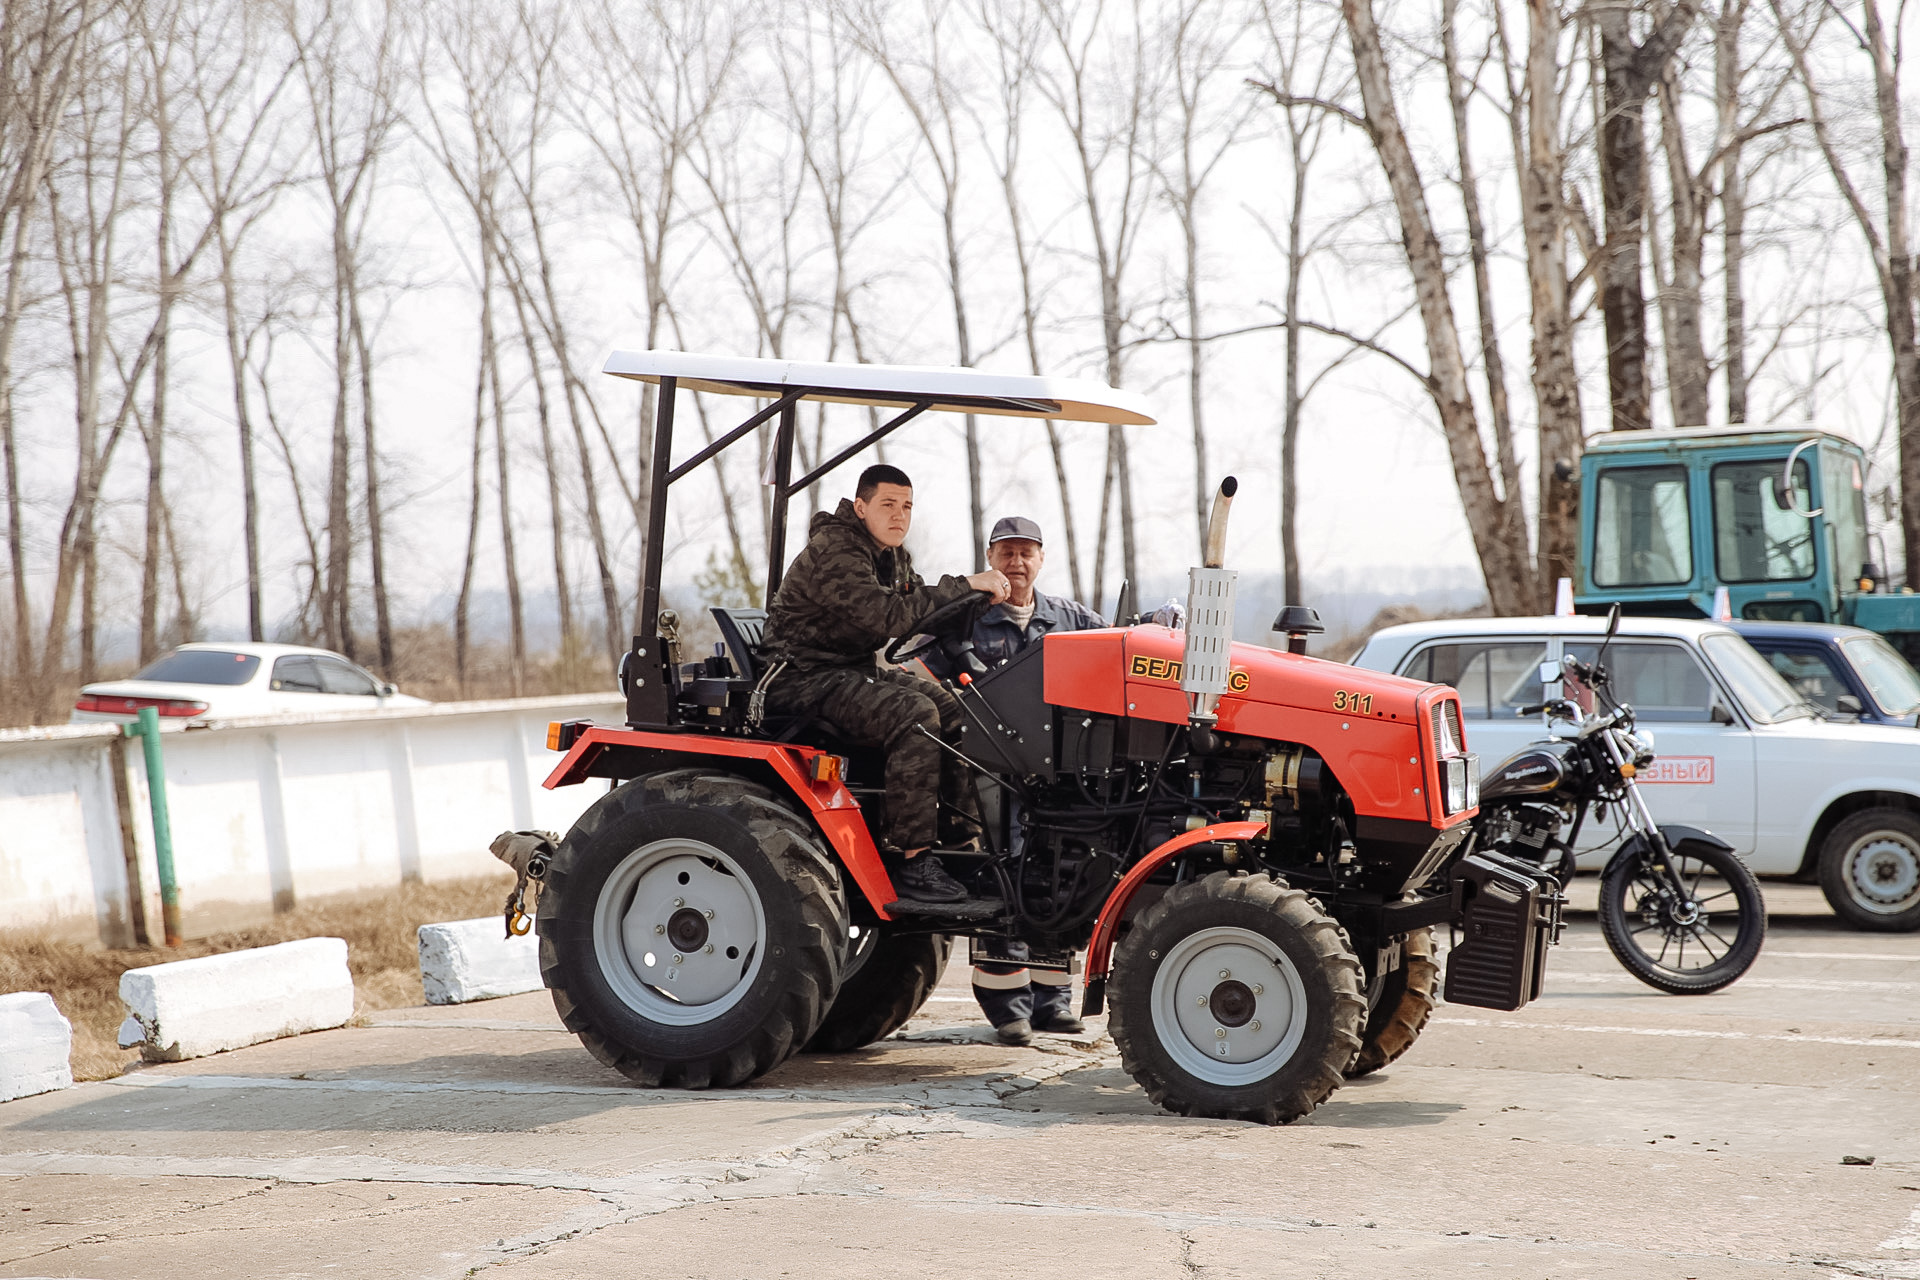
[1158,0,1256,558]
[575,0,742,622]
[1488,0,1587,594]
[290,0,401,666]
[1595,0,1699,431]
[1771,0,1920,583]
[0,0,96,686]
[1251,0,1359,605]
[40,20,136,690]
[1339,0,1537,613]
[1440,0,1531,600]
[488,0,627,668]
[1034,0,1161,612]
[843,0,991,567]
[183,0,299,644]
[975,0,1087,599]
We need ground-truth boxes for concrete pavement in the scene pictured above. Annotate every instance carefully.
[3,882,1918,1279]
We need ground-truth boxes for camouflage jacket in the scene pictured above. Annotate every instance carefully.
[763,499,976,671]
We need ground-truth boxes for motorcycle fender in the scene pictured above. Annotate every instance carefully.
[1600,823,1734,880]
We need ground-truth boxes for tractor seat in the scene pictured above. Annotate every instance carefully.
[711,607,768,684]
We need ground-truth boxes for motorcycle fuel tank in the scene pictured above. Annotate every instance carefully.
[1480,739,1576,803]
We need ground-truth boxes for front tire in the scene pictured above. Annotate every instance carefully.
[804,930,953,1051]
[537,769,848,1088]
[1109,872,1365,1125]
[1345,927,1438,1078]
[1599,839,1765,994]
[1818,808,1920,931]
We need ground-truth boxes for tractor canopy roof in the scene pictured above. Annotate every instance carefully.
[603,349,1158,426]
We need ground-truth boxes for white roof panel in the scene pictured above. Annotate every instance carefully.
[602,350,1157,426]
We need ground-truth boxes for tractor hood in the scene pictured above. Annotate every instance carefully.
[1043,625,1432,724]
[1042,626,1462,826]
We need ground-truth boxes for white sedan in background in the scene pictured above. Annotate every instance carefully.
[1350,614,1920,932]
[70,642,428,724]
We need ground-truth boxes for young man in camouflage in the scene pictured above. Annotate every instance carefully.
[761,464,1010,904]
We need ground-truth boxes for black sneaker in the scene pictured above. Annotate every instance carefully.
[996,1018,1035,1047]
[1031,1010,1086,1035]
[893,853,968,903]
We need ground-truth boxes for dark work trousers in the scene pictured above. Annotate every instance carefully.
[769,663,977,851]
[972,939,1075,1028]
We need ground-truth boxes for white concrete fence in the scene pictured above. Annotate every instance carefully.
[0,694,623,944]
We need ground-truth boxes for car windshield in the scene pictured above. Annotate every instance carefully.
[130,649,261,687]
[1700,632,1813,723]
[1841,634,1920,716]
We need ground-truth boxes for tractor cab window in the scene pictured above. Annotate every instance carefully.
[1594,465,1692,588]
[1822,446,1870,586]
[1563,640,1716,723]
[1713,458,1815,583]
[1401,640,1548,719]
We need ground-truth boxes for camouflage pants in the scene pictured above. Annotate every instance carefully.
[769,664,976,851]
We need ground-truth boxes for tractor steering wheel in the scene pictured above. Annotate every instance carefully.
[885,590,994,666]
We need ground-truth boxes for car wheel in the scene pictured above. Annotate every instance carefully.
[1819,807,1920,932]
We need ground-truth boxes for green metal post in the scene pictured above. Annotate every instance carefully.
[128,706,183,946]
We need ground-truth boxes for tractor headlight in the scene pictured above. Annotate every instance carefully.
[1434,699,1464,759]
[1441,753,1480,815]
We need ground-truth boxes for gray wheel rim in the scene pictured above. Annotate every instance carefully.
[592,837,767,1026]
[1149,925,1309,1086]
[1842,832,1920,915]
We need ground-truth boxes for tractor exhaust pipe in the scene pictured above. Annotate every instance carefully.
[1201,474,1237,568]
[1182,477,1240,726]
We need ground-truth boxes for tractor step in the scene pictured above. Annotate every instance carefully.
[884,896,1008,922]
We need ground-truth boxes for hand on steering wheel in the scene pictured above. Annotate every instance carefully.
[885,589,994,666]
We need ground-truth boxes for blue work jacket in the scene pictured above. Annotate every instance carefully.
[922,590,1105,678]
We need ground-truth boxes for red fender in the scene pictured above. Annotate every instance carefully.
[1084,821,1270,983]
[543,726,897,920]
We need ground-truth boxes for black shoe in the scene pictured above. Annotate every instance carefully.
[1031,1010,1086,1035]
[996,1018,1034,1047]
[893,853,968,903]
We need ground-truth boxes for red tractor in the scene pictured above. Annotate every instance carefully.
[528,351,1561,1124]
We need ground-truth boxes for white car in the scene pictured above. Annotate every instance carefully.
[70,643,429,724]
[1350,614,1920,931]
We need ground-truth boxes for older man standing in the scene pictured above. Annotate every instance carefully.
[929,515,1104,1045]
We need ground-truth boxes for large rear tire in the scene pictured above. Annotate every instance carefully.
[1109,872,1366,1125]
[1344,926,1438,1079]
[537,769,848,1088]
[804,930,954,1052]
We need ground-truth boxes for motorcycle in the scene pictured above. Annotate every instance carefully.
[1474,606,1766,994]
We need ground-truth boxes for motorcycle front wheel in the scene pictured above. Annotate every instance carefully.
[1598,840,1766,995]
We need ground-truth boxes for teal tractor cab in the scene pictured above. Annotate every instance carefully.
[1575,426,1920,662]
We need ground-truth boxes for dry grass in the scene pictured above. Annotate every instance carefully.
[0,875,521,1081]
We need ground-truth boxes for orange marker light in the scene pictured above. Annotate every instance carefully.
[1619,762,1636,778]
[808,754,843,784]
[546,721,562,751]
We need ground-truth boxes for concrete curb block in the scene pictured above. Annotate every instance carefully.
[0,992,74,1102]
[418,917,543,1004]
[118,937,355,1061]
